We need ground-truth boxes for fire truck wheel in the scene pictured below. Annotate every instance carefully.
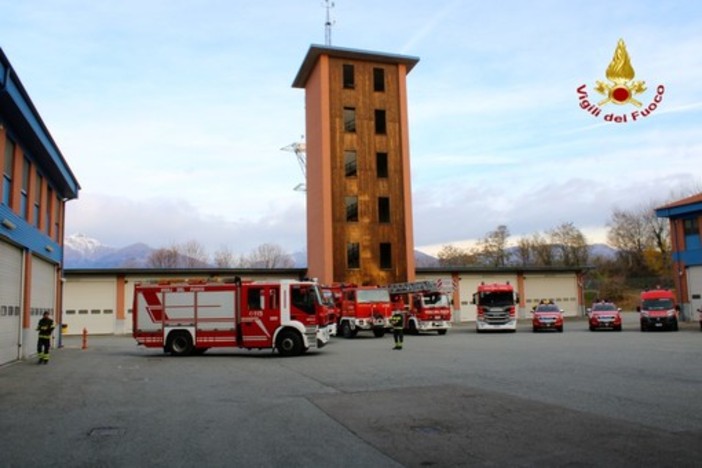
[408,320,419,335]
[340,322,357,339]
[437,329,447,335]
[372,328,385,338]
[276,330,303,357]
[168,332,194,356]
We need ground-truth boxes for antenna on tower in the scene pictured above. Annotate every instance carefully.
[281,138,307,192]
[323,0,335,46]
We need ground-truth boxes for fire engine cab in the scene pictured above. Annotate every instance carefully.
[472,282,518,332]
[322,284,393,338]
[386,280,453,335]
[133,278,331,356]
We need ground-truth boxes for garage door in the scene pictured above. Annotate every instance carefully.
[63,277,116,335]
[523,274,579,316]
[0,241,22,365]
[687,266,702,321]
[30,256,56,340]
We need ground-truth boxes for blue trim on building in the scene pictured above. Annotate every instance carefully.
[655,201,702,218]
[0,48,80,200]
[0,204,62,263]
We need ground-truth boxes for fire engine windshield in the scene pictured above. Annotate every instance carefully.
[642,298,675,310]
[422,293,450,308]
[592,303,617,311]
[356,289,391,303]
[480,291,514,307]
[291,284,322,315]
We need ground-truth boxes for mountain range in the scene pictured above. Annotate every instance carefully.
[63,233,616,269]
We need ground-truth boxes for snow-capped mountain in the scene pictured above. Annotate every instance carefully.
[64,234,153,268]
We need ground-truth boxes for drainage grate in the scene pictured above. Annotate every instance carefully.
[88,426,125,437]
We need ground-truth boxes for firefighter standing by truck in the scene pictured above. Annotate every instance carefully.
[390,296,405,350]
[36,311,54,364]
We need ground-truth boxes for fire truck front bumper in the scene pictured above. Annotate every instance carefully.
[418,320,452,331]
[476,319,517,331]
[316,326,331,348]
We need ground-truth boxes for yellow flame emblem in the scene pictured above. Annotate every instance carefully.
[594,39,647,107]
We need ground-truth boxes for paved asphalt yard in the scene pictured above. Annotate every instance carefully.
[1,313,701,467]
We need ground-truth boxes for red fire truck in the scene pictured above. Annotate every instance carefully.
[322,284,393,338]
[472,282,518,332]
[133,278,331,356]
[386,280,453,335]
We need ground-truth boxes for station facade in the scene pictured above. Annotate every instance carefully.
[0,48,80,366]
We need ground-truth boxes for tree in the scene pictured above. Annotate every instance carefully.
[147,246,180,268]
[476,225,511,267]
[437,244,476,266]
[548,221,589,267]
[213,245,239,267]
[607,206,654,275]
[531,233,555,266]
[180,240,210,267]
[243,243,295,268]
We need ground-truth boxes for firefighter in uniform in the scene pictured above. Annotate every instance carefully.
[36,311,55,364]
[390,299,404,350]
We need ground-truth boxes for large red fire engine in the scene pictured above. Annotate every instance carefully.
[386,280,453,335]
[322,284,393,338]
[133,278,331,356]
[472,282,518,332]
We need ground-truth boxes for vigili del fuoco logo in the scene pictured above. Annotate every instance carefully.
[577,39,664,123]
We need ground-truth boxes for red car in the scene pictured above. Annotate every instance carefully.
[587,302,622,331]
[532,300,564,332]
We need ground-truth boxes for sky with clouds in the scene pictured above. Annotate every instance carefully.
[1,0,700,257]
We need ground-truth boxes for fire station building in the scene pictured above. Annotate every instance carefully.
[61,266,586,336]
[656,193,702,318]
[0,48,80,366]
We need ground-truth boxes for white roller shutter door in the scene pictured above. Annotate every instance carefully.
[30,256,57,337]
[523,274,579,316]
[687,266,702,321]
[0,241,22,365]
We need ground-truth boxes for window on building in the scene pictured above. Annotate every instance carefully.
[376,152,388,178]
[54,194,60,241]
[344,107,356,132]
[375,109,386,134]
[344,150,357,177]
[380,242,392,269]
[345,196,358,222]
[343,64,355,89]
[373,67,385,92]
[378,197,390,223]
[34,172,42,227]
[683,217,699,236]
[45,187,52,234]
[21,157,30,218]
[347,242,360,269]
[2,137,14,206]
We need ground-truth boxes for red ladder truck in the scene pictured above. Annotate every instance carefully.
[386,280,453,335]
[133,277,331,356]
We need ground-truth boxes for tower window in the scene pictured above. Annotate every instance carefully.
[380,243,392,269]
[343,64,355,89]
[347,243,360,269]
[21,157,30,218]
[344,107,356,132]
[344,150,357,177]
[683,217,699,236]
[375,109,386,134]
[378,197,390,223]
[373,67,385,92]
[345,196,358,222]
[376,152,388,178]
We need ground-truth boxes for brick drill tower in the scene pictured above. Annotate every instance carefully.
[293,45,419,285]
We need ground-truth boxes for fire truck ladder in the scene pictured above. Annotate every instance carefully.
[386,280,453,295]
